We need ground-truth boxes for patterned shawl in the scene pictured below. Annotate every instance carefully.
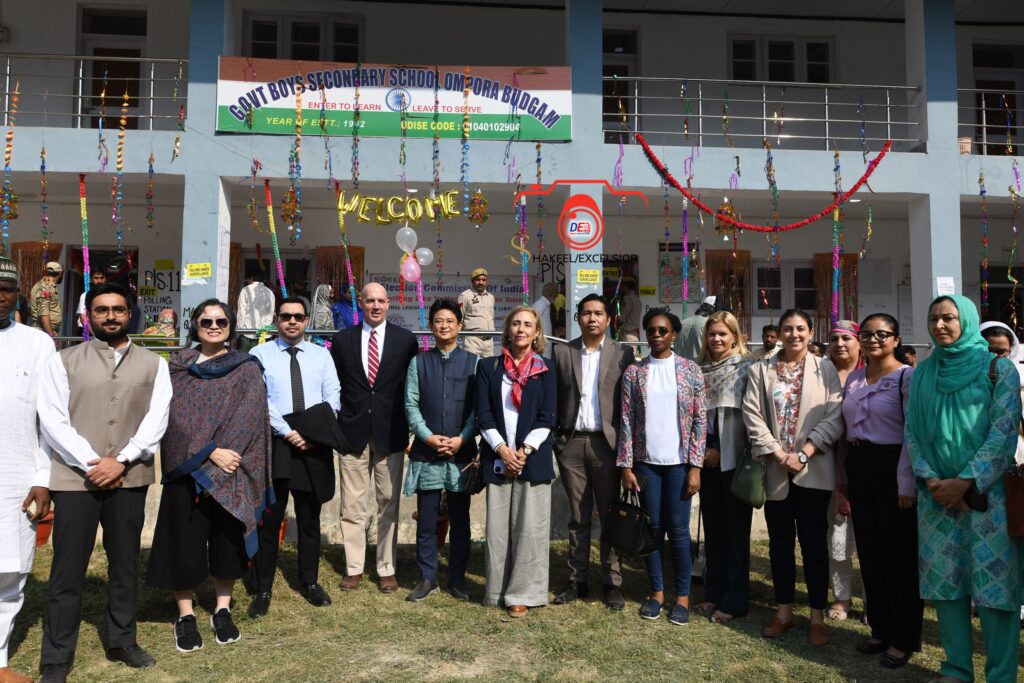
[701,353,751,411]
[502,347,548,410]
[161,348,274,557]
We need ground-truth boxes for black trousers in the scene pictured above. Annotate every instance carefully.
[415,490,471,589]
[252,478,322,590]
[846,443,923,652]
[701,467,753,617]
[764,483,831,610]
[40,487,148,666]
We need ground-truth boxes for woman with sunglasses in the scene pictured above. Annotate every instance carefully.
[743,308,844,646]
[148,299,273,652]
[906,296,1022,682]
[619,309,707,626]
[824,320,863,623]
[840,314,921,669]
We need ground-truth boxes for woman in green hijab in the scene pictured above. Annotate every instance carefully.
[905,295,1023,683]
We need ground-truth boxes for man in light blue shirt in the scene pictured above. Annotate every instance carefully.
[247,296,341,618]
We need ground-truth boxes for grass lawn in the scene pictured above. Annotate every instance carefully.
[8,540,1002,682]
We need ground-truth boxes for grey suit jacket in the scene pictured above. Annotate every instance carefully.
[551,337,635,455]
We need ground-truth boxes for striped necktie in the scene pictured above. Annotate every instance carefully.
[367,328,379,386]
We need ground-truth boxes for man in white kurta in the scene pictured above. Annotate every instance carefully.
[0,256,54,683]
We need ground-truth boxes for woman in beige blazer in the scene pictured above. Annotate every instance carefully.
[742,308,844,647]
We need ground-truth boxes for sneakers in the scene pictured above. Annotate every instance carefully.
[639,599,664,620]
[173,615,203,653]
[668,604,690,626]
[210,608,241,645]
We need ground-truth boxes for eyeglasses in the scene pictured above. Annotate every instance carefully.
[645,326,671,337]
[92,305,129,316]
[278,312,308,322]
[198,318,229,329]
[858,330,896,342]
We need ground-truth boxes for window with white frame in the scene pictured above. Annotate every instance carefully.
[754,262,817,314]
[244,14,362,62]
[730,35,833,83]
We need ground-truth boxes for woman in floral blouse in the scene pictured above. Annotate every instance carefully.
[742,308,844,646]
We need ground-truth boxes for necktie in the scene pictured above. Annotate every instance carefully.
[286,346,304,412]
[367,328,379,387]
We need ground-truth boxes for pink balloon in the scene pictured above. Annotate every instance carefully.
[400,257,421,281]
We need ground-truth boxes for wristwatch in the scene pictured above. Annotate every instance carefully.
[522,445,535,456]
[797,452,809,465]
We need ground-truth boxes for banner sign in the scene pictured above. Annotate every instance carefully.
[367,272,525,332]
[217,58,572,141]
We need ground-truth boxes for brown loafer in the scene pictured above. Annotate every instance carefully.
[760,617,796,638]
[339,573,362,591]
[507,605,528,618]
[809,622,829,646]
[0,666,33,683]
[378,575,399,593]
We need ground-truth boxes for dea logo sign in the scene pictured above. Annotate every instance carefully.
[558,194,603,251]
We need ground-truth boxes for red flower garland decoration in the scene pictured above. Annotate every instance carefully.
[636,133,891,234]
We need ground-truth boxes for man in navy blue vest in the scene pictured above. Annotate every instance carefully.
[403,299,478,602]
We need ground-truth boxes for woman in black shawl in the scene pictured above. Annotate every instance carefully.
[147,299,273,653]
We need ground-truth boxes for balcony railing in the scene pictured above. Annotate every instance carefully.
[957,88,1023,156]
[603,76,921,152]
[0,53,187,131]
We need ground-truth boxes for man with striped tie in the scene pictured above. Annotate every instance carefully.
[330,282,417,593]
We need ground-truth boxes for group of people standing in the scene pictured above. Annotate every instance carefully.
[1,246,1022,683]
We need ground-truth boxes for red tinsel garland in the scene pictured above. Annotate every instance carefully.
[636,133,891,234]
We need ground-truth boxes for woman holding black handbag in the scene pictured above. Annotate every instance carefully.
[618,309,707,626]
[742,308,844,647]
[694,311,753,624]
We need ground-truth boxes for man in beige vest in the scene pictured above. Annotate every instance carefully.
[457,268,495,357]
[36,283,171,682]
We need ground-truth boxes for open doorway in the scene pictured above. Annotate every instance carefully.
[80,8,147,130]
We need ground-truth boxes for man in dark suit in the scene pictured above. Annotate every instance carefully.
[551,293,635,610]
[330,282,417,593]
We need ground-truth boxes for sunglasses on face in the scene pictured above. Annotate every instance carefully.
[278,312,307,322]
[93,305,129,316]
[198,318,229,329]
[645,326,671,337]
[858,330,896,342]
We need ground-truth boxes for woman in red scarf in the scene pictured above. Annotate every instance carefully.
[476,306,557,618]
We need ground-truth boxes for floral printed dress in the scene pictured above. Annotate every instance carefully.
[772,359,805,452]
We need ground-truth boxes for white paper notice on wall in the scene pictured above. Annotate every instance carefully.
[935,276,956,296]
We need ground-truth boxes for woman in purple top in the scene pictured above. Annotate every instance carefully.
[841,313,922,670]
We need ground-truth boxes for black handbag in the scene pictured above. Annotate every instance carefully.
[460,456,484,496]
[602,490,657,557]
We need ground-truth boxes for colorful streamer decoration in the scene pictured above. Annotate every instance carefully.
[980,172,989,317]
[467,190,489,227]
[334,181,359,326]
[460,67,472,220]
[79,174,91,340]
[764,140,781,267]
[773,87,786,146]
[415,276,429,352]
[519,195,530,304]
[535,143,545,258]
[40,146,49,258]
[857,95,868,164]
[320,87,333,187]
[661,180,671,303]
[858,203,873,260]
[681,198,689,318]
[247,159,264,233]
[831,149,844,326]
[351,62,361,190]
[262,179,288,297]
[0,82,17,256]
[722,90,733,147]
[145,153,155,230]
[286,83,304,245]
[681,80,690,140]
[432,66,444,281]
[1009,183,1021,331]
[112,89,128,251]
[636,133,891,233]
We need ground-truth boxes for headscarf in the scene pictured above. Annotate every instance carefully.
[701,353,751,411]
[501,347,548,411]
[313,284,334,331]
[905,295,993,478]
[829,319,864,370]
[979,320,1024,388]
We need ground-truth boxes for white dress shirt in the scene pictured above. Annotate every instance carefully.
[482,374,551,451]
[575,341,604,431]
[531,296,552,339]
[644,354,684,465]
[360,320,387,378]
[249,337,342,435]
[37,341,172,471]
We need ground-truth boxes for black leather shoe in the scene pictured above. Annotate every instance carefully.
[552,582,589,605]
[302,583,332,607]
[879,651,912,669]
[446,585,470,602]
[248,591,272,619]
[106,643,156,668]
[856,639,888,655]
[39,663,70,683]
[406,579,439,603]
[603,585,625,611]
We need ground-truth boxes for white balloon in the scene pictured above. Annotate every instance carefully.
[395,226,418,254]
[415,247,434,266]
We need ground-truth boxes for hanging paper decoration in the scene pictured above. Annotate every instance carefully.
[262,179,287,297]
[171,61,185,163]
[286,83,304,245]
[351,62,361,189]
[145,153,155,230]
[764,141,781,267]
[681,198,689,318]
[111,89,128,251]
[831,149,844,326]
[320,87,333,187]
[722,90,733,147]
[661,181,672,303]
[535,143,545,257]
[79,174,91,340]
[980,172,989,317]
[1009,184,1021,331]
[857,95,868,164]
[432,66,444,281]
[636,133,891,233]
[0,82,17,256]
[1002,95,1015,156]
[713,197,737,240]
[416,275,429,352]
[518,195,529,304]
[681,80,690,140]
[40,146,49,259]
[247,159,264,233]
[334,181,359,327]
[858,203,873,260]
[97,68,109,171]
[460,67,472,219]
[467,190,489,227]
[773,87,786,146]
